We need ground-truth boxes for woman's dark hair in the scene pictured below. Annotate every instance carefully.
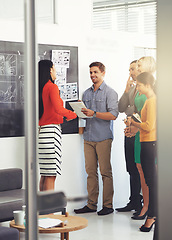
[39,60,53,119]
[137,72,156,93]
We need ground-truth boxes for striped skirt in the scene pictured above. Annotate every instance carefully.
[38,124,62,176]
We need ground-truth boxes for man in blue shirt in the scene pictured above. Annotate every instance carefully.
[74,62,119,215]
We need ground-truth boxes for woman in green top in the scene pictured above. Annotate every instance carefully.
[130,56,156,220]
[132,91,148,219]
[134,92,147,164]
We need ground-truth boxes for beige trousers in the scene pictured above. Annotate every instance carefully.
[84,139,114,210]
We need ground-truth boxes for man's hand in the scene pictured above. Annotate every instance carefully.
[81,108,94,117]
[81,108,116,120]
[124,127,131,137]
[124,127,135,137]
[124,116,132,126]
[125,75,135,93]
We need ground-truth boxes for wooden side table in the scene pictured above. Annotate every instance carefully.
[10,212,88,240]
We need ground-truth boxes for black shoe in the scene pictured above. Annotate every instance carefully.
[133,210,141,216]
[115,202,135,212]
[131,211,148,220]
[133,202,144,216]
[74,205,96,214]
[97,207,114,216]
[140,217,156,232]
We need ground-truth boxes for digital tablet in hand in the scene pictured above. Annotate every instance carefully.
[69,101,92,118]
[132,113,142,123]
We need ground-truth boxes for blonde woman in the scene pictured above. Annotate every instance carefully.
[137,56,156,76]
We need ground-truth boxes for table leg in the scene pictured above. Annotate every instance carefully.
[61,232,69,240]
[66,232,69,240]
[61,233,64,240]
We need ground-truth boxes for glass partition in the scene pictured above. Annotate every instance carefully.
[0,0,55,23]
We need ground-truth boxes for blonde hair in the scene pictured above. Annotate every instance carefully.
[138,56,156,74]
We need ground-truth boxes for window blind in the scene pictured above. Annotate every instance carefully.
[92,0,157,35]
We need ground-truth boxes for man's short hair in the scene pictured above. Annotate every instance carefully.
[89,62,105,72]
[130,60,137,65]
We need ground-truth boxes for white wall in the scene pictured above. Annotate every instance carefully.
[0,0,156,210]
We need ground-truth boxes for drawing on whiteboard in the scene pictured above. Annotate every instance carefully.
[19,75,24,105]
[0,54,17,76]
[0,81,17,103]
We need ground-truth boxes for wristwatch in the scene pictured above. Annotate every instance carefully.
[93,111,96,117]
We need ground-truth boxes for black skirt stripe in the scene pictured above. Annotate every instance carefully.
[54,138,62,146]
[39,151,55,155]
[39,142,55,145]
[55,151,62,158]
[56,164,61,170]
[55,144,62,153]
[41,125,62,133]
[40,162,56,165]
[39,157,61,160]
[38,147,55,150]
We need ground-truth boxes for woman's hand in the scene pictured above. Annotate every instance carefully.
[124,125,139,137]
[130,118,141,129]
[66,118,73,121]
[130,125,139,135]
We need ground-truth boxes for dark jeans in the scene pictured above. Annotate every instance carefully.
[125,136,141,205]
[141,141,157,217]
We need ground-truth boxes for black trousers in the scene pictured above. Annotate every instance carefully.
[141,141,157,217]
[124,136,141,205]
[153,219,158,240]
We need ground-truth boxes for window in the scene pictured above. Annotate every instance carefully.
[92,0,157,36]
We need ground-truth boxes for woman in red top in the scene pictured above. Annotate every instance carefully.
[38,60,77,191]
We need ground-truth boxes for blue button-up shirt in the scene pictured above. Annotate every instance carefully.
[82,81,119,142]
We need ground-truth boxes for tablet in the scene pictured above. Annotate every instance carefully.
[69,101,92,118]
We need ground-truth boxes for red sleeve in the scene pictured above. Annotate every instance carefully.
[50,84,77,120]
